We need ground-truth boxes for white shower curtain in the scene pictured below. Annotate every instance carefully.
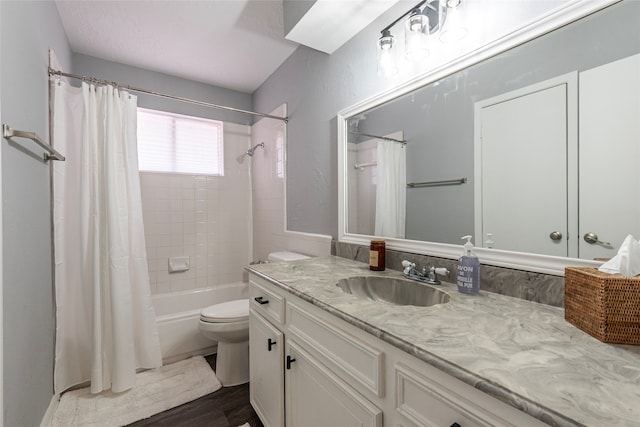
[375,140,406,238]
[52,80,162,394]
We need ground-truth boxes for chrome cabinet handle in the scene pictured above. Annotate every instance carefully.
[584,232,611,246]
[549,231,563,241]
[254,296,269,305]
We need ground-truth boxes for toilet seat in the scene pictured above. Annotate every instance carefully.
[200,299,249,323]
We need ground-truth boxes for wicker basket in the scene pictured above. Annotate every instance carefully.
[564,267,640,344]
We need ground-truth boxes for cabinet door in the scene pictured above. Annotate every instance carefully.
[250,311,284,427]
[285,339,382,427]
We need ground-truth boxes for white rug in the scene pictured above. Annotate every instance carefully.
[52,356,221,427]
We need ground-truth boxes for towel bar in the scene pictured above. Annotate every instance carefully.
[407,178,467,188]
[2,124,65,161]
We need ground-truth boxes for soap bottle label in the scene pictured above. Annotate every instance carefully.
[370,250,379,267]
[369,240,385,271]
[457,257,480,294]
[457,265,474,290]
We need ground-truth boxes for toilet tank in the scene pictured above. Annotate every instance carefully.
[267,251,310,262]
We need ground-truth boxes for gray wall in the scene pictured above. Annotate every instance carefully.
[254,1,639,240]
[73,54,253,125]
[0,1,72,426]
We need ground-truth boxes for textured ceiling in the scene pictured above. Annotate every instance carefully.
[55,0,300,94]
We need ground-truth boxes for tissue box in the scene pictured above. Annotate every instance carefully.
[565,267,640,344]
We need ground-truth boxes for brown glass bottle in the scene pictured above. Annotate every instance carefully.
[369,240,386,271]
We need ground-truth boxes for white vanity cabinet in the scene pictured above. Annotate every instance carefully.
[248,272,547,427]
[249,274,382,427]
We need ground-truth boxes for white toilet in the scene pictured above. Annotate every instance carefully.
[198,299,250,386]
[198,251,310,387]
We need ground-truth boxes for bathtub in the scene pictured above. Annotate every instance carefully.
[153,282,249,364]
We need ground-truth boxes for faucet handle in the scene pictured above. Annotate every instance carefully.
[433,267,449,276]
[401,260,416,275]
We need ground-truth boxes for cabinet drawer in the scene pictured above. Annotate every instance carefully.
[287,301,384,397]
[395,363,545,427]
[249,276,285,326]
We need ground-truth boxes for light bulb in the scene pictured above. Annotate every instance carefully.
[377,30,397,76]
[405,10,429,61]
[440,0,467,43]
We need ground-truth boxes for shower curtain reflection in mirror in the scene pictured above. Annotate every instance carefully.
[52,80,161,394]
[375,137,406,238]
[349,132,406,238]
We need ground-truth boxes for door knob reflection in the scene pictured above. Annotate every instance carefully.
[549,231,563,241]
[584,232,611,246]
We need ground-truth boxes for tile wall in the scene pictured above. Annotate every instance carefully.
[140,122,252,294]
[348,140,377,235]
[250,104,333,260]
[251,105,286,260]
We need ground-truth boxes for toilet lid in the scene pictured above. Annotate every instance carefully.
[200,299,249,323]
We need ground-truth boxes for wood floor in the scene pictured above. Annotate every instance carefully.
[127,355,264,427]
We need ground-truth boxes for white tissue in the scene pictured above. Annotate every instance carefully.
[598,234,640,276]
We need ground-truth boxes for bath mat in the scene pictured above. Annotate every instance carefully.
[52,356,221,427]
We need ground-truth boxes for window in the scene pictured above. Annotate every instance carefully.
[137,108,224,175]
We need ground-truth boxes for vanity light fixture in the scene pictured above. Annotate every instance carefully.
[377,29,398,76]
[377,0,467,75]
[439,0,468,43]
[405,7,430,61]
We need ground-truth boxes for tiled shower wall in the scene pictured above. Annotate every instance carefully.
[140,122,252,294]
[251,105,287,260]
[348,140,377,235]
[251,104,333,260]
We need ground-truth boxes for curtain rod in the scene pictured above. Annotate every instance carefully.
[48,67,288,123]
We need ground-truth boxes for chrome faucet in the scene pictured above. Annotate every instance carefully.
[401,260,449,285]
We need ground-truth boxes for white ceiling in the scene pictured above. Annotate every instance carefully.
[55,0,401,94]
[55,0,301,94]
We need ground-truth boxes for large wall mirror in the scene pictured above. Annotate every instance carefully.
[338,0,640,275]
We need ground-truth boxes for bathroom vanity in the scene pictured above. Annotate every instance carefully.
[247,256,640,427]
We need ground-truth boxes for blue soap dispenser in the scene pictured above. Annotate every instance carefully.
[457,235,480,294]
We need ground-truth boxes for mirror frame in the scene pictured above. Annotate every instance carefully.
[337,0,621,276]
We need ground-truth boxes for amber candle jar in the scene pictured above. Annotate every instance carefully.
[369,240,386,271]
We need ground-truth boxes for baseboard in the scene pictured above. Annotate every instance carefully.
[40,393,60,427]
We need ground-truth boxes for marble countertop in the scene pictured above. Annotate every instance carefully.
[247,255,640,427]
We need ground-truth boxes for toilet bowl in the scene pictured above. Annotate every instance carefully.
[198,251,310,387]
[198,299,250,387]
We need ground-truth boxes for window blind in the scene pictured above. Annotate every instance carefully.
[137,108,224,175]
